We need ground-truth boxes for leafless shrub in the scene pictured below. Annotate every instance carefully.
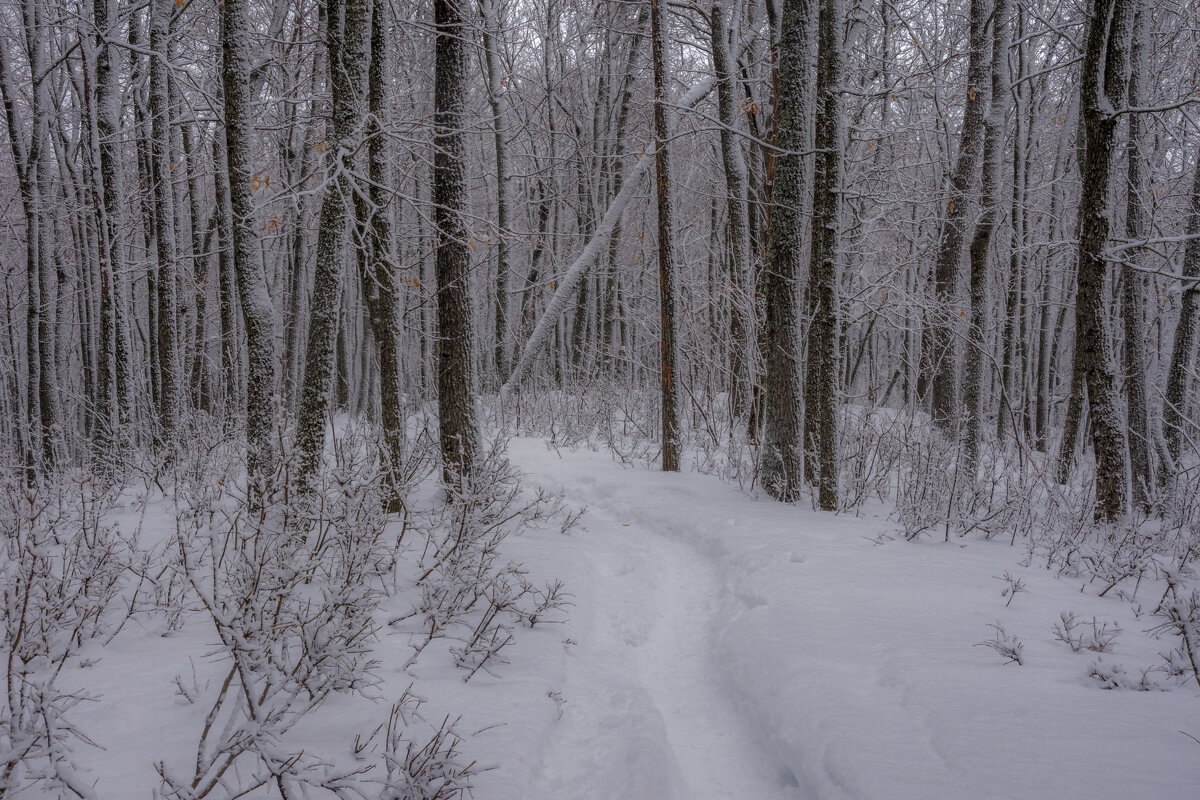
[974,621,1024,665]
[1052,612,1121,653]
[1088,657,1159,691]
[0,476,133,798]
[392,444,576,679]
[995,572,1027,607]
[157,429,400,799]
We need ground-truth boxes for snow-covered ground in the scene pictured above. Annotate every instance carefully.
[36,437,1200,798]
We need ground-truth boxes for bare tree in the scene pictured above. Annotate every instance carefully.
[761,0,813,502]
[920,0,989,429]
[1072,0,1135,520]
[964,0,1011,471]
[222,0,279,491]
[434,0,481,487]
[802,0,844,510]
[651,0,680,472]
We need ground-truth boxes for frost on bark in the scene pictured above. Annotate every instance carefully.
[222,0,279,490]
[1121,5,1157,509]
[434,0,481,488]
[802,0,843,511]
[760,0,813,502]
[1164,141,1200,464]
[1,0,58,476]
[295,0,369,487]
[1073,0,1134,521]
[651,0,680,473]
[712,2,753,424]
[919,0,989,430]
[149,0,180,446]
[91,0,132,459]
[481,0,512,384]
[964,0,1010,472]
[358,0,407,507]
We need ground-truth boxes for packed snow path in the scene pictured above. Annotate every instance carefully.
[527,485,802,800]
[505,438,1200,800]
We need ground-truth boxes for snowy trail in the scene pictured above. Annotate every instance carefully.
[516,446,804,800]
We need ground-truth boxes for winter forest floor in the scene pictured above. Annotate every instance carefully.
[14,435,1200,800]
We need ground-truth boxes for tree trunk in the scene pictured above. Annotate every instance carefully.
[650,0,680,472]
[964,0,1010,471]
[1163,140,1200,465]
[149,0,180,445]
[1121,5,1155,510]
[921,0,989,429]
[802,0,843,510]
[1074,0,1134,521]
[222,0,279,490]
[295,0,370,486]
[760,0,813,501]
[712,2,753,424]
[481,0,512,384]
[360,0,408,507]
[434,0,481,488]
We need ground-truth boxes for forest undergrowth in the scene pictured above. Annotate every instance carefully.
[0,416,575,800]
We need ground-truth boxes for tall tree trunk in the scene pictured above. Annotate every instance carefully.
[921,0,989,429]
[149,0,180,445]
[1074,0,1134,521]
[295,0,369,486]
[434,0,481,487]
[359,0,408,507]
[223,0,279,490]
[481,0,512,384]
[1121,5,1155,510]
[802,0,843,510]
[91,0,132,456]
[650,0,680,472]
[1163,141,1200,464]
[964,0,1010,471]
[760,0,813,501]
[712,1,753,424]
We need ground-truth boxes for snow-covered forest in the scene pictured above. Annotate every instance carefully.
[1,0,1199,795]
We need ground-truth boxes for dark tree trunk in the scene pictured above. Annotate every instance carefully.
[761,0,813,501]
[295,0,369,486]
[921,0,989,429]
[650,0,680,472]
[802,0,843,510]
[433,0,481,487]
[1164,141,1200,465]
[1073,0,1134,521]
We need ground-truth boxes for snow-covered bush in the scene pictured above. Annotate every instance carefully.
[0,476,134,798]
[393,444,577,680]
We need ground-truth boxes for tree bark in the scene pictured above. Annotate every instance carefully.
[760,0,813,502]
[1163,140,1200,464]
[802,0,843,510]
[1073,0,1134,521]
[921,0,989,429]
[1121,5,1156,510]
[434,0,481,488]
[359,0,408,507]
[964,0,1010,471]
[295,0,370,486]
[223,0,279,490]
[712,2,753,424]
[149,0,180,445]
[650,0,680,472]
